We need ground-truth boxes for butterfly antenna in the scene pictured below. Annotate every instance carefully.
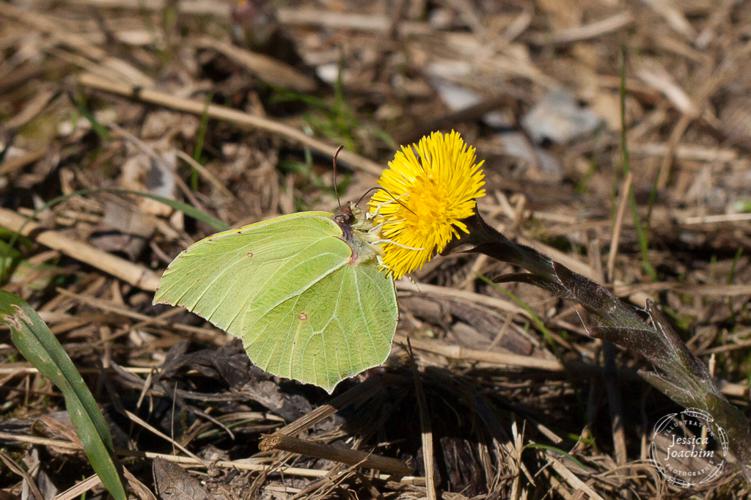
[355,186,380,206]
[356,186,417,216]
[332,145,344,210]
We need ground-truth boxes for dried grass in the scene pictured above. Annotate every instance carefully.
[1,0,751,497]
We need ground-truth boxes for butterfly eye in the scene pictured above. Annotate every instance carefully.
[334,204,356,227]
[333,213,351,227]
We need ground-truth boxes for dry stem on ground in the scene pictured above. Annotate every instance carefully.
[1,0,751,498]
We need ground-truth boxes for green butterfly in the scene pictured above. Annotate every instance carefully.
[154,205,398,393]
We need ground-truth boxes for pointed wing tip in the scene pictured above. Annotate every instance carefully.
[320,380,341,395]
[152,280,181,307]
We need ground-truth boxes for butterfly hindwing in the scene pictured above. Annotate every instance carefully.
[154,211,397,392]
[247,255,397,391]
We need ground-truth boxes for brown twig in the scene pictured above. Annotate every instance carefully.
[192,36,316,92]
[406,339,437,499]
[0,207,161,291]
[259,434,412,476]
[397,334,563,371]
[0,150,47,176]
[603,175,630,466]
[606,172,632,283]
[0,450,45,500]
[274,376,384,437]
[77,73,383,176]
[528,11,633,45]
[0,431,424,484]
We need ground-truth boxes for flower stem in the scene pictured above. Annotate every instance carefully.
[454,212,751,481]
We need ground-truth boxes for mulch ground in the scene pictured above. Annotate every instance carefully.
[1,1,751,498]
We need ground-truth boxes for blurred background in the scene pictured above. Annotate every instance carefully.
[1,0,751,498]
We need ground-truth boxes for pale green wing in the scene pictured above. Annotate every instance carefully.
[154,211,398,392]
[248,255,397,392]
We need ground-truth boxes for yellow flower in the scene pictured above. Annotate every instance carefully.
[368,130,486,279]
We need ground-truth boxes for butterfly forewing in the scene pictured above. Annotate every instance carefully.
[154,211,397,392]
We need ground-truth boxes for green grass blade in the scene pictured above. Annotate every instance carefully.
[0,291,127,500]
[108,188,229,231]
[71,92,110,142]
[190,94,213,190]
[524,442,589,470]
[478,274,557,349]
[619,47,657,280]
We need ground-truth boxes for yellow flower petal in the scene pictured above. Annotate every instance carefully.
[368,130,486,279]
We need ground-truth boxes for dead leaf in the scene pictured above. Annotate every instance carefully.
[152,458,210,500]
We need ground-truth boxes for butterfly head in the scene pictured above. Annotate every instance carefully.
[334,202,369,231]
[333,203,355,228]
[333,202,382,265]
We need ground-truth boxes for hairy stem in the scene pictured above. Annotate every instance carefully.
[451,212,751,481]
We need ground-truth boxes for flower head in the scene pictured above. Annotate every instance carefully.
[368,130,486,279]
